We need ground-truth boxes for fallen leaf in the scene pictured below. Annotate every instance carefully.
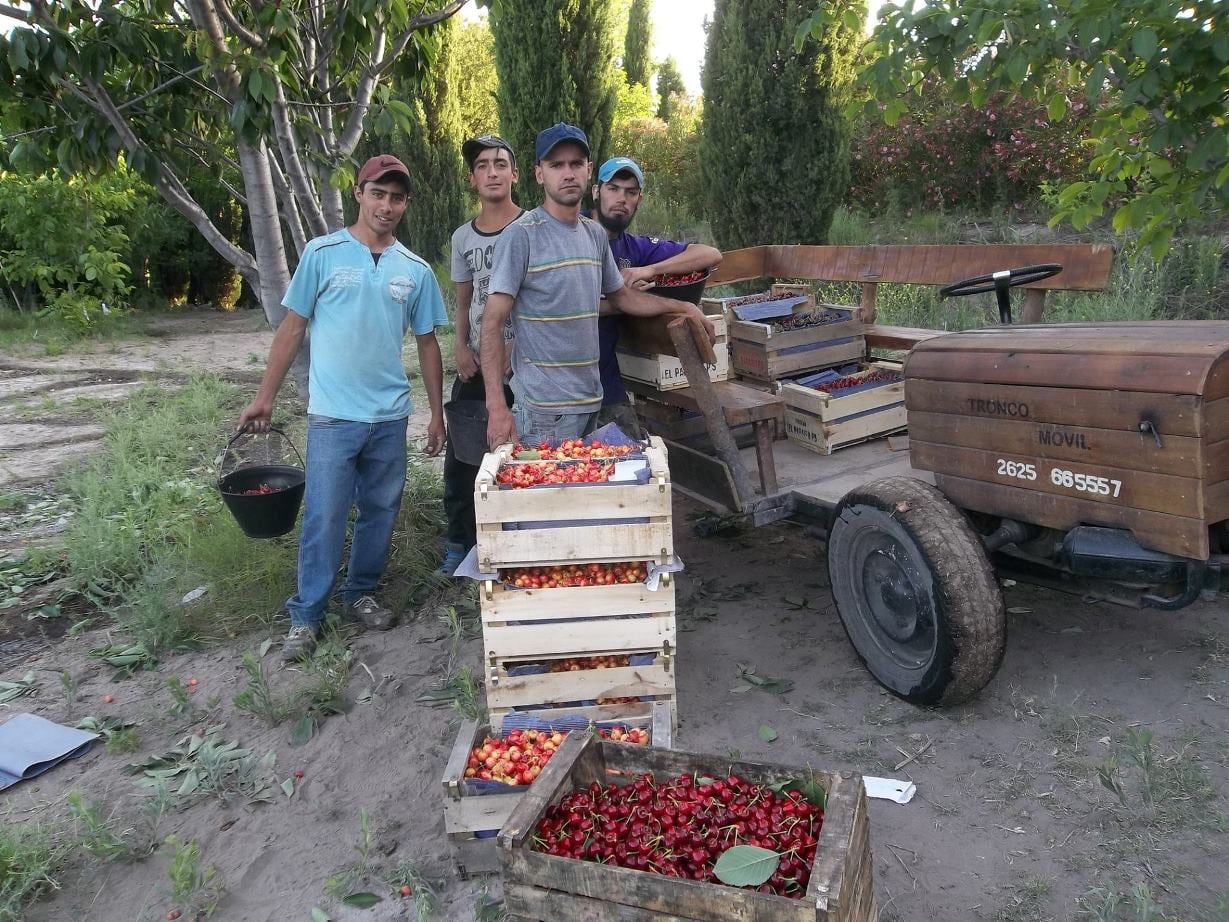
[758,725,778,743]
[1006,607,1032,614]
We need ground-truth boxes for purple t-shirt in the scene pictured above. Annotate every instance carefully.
[600,232,688,405]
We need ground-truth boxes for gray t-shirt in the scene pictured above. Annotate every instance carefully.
[488,207,624,414]
[450,213,522,354]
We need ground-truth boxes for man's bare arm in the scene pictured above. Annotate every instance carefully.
[480,292,517,448]
[238,311,309,432]
[454,280,478,380]
[622,244,723,290]
[606,286,717,343]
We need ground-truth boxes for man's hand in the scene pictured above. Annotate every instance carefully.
[238,398,274,434]
[686,304,717,344]
[425,414,446,456]
[487,405,517,451]
[621,265,657,291]
[455,342,479,381]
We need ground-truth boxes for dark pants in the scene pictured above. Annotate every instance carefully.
[443,374,513,551]
[594,400,645,439]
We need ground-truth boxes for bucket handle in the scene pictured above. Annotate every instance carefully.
[217,425,305,482]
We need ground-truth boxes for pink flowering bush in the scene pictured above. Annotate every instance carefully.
[849,87,1097,213]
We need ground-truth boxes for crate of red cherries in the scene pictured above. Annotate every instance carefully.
[498,733,877,921]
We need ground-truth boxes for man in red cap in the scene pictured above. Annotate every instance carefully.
[240,154,448,660]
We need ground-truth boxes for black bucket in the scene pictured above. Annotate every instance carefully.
[217,427,306,539]
[445,399,490,465]
[649,267,716,305]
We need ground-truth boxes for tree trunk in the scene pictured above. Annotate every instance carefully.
[236,137,310,395]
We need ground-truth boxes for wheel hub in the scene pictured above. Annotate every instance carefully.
[849,529,937,669]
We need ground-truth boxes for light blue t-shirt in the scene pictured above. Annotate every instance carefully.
[283,228,448,422]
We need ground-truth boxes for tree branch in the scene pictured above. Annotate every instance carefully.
[269,76,329,237]
[374,0,468,75]
[214,0,265,48]
[267,150,308,256]
[0,3,30,21]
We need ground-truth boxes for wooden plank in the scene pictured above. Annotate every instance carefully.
[933,472,1210,559]
[1209,398,1229,444]
[617,337,730,391]
[778,366,905,420]
[491,700,669,733]
[706,246,769,286]
[910,440,1203,517]
[474,481,672,525]
[904,379,1203,436]
[483,580,676,623]
[864,325,944,351]
[905,349,1215,396]
[485,663,676,711]
[484,614,675,660]
[1208,437,1229,485]
[442,719,482,798]
[626,379,785,426]
[444,791,522,837]
[618,316,728,359]
[907,410,1203,477]
[452,836,503,877]
[911,321,1229,354]
[505,883,700,921]
[476,522,674,569]
[762,243,1115,290]
[785,405,908,456]
[500,731,597,848]
[1205,477,1229,524]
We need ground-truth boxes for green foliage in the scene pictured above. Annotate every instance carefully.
[623,0,654,87]
[610,99,706,233]
[164,837,225,918]
[0,822,68,921]
[700,0,865,250]
[613,73,658,126]
[0,170,138,330]
[359,18,466,262]
[799,0,1229,258]
[491,0,621,204]
[655,56,687,122]
[455,21,502,139]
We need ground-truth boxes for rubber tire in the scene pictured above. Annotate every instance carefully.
[827,477,1005,706]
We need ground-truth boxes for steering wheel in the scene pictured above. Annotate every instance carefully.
[939,263,1063,325]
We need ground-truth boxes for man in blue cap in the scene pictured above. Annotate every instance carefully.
[480,123,715,448]
[591,155,723,434]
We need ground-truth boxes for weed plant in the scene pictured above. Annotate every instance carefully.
[163,837,225,918]
[0,822,68,922]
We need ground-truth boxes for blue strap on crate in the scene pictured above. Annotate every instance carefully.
[730,296,810,322]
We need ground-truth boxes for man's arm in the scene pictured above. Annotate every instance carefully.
[416,331,446,456]
[453,280,478,380]
[622,243,723,291]
[480,292,517,448]
[237,311,309,432]
[606,286,717,343]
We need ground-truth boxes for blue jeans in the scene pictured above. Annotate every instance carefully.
[513,406,597,444]
[286,414,408,628]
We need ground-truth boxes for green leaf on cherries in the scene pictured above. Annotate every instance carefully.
[770,774,828,809]
[514,449,541,460]
[713,844,781,887]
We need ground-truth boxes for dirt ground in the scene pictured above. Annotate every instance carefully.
[2,313,1227,921]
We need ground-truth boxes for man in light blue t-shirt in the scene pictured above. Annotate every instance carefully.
[239,154,448,660]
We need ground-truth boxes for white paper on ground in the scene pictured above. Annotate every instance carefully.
[863,776,917,804]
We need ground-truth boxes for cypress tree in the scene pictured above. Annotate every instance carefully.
[623,0,653,88]
[490,0,620,204]
[699,0,863,249]
[655,56,686,122]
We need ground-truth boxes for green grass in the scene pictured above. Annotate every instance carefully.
[0,822,69,922]
[0,306,148,355]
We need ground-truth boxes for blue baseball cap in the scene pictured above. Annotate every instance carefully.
[597,156,645,188]
[535,122,590,162]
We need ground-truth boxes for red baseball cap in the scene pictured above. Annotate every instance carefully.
[356,154,410,187]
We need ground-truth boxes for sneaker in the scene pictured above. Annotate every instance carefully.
[435,542,467,579]
[281,625,320,662]
[342,594,395,631]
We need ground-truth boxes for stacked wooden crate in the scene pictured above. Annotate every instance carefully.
[443,436,680,875]
[617,314,730,391]
[704,285,866,387]
[779,360,907,455]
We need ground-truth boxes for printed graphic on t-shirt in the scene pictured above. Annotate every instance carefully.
[388,275,415,303]
[330,266,363,290]
[464,241,513,347]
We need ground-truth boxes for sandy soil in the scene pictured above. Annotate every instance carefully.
[1,313,1226,921]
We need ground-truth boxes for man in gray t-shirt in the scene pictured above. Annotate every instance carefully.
[480,123,716,448]
[438,135,524,577]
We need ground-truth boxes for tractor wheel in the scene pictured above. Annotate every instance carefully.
[827,477,1005,706]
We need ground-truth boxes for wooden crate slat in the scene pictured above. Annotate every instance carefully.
[729,311,862,347]
[484,614,676,660]
[504,883,700,922]
[732,336,866,383]
[476,521,674,569]
[444,791,522,838]
[617,338,730,391]
[490,700,675,734]
[482,579,676,623]
[486,662,675,711]
[784,405,908,456]
[474,481,672,525]
[777,363,905,420]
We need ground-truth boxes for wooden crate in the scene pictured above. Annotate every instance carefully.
[618,318,730,391]
[442,703,674,878]
[730,306,866,384]
[498,735,877,922]
[474,437,673,570]
[482,574,677,720]
[780,362,906,455]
